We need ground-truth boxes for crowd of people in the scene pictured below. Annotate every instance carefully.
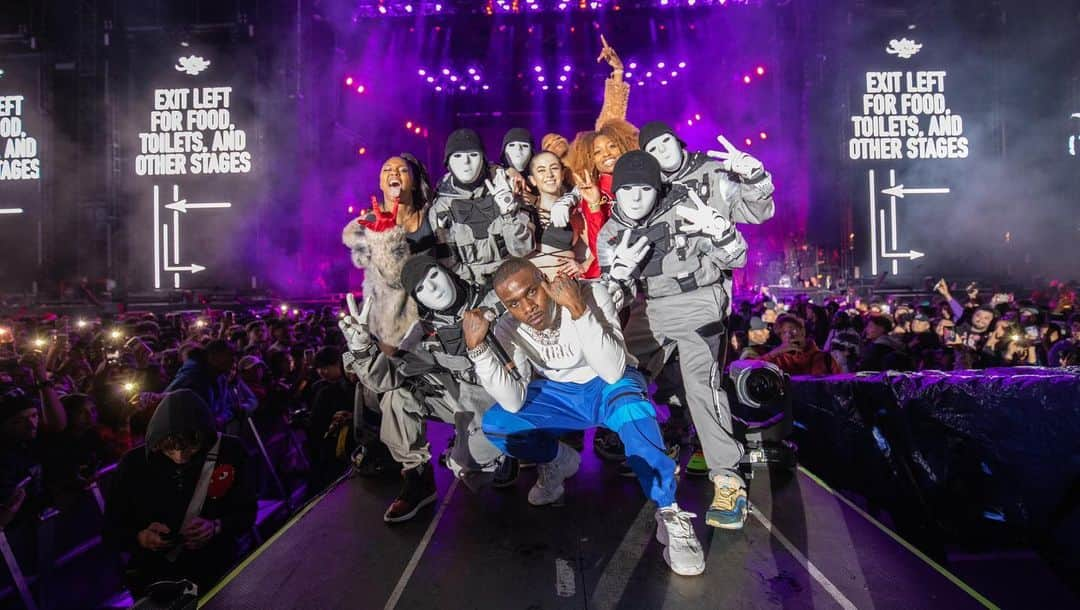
[727,279,1080,376]
[0,305,362,599]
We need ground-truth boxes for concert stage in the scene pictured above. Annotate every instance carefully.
[200,428,996,610]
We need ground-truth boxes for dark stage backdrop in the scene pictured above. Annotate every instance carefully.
[300,3,807,293]
[299,1,1080,293]
[0,54,44,293]
[116,36,262,293]
[834,3,1080,286]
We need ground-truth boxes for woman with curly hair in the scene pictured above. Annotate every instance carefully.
[562,119,640,280]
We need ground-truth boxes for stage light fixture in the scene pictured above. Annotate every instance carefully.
[745,138,752,146]
[657,61,665,68]
[743,75,751,84]
[538,75,545,82]
[759,132,767,140]
[756,66,765,75]
[280,304,289,313]
[442,68,450,75]
[345,76,354,86]
[678,61,687,68]
[356,85,365,93]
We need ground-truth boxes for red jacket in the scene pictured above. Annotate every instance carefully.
[580,174,613,279]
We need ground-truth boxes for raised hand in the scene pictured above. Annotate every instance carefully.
[462,308,492,351]
[573,171,601,207]
[357,195,399,232]
[675,190,731,239]
[596,34,623,72]
[706,135,764,180]
[543,275,587,318]
[485,169,517,215]
[339,292,373,351]
[609,230,651,281]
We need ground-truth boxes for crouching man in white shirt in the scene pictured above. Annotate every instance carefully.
[462,257,705,576]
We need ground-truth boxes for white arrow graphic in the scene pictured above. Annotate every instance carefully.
[164,199,232,213]
[881,184,950,199]
[163,261,206,273]
[0,208,25,214]
[881,249,925,260]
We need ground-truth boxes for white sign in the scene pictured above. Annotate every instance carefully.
[0,93,40,181]
[853,39,964,277]
[139,54,252,289]
[135,82,252,177]
[848,68,969,161]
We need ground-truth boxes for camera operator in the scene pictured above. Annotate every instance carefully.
[760,314,842,376]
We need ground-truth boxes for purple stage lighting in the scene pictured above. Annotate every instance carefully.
[345,76,354,86]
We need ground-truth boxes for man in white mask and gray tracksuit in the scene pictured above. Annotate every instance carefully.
[429,128,536,287]
[596,151,751,530]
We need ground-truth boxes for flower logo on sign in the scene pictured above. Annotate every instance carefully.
[175,55,211,76]
[886,38,923,59]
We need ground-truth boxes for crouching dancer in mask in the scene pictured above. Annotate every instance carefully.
[597,151,751,530]
[339,263,516,524]
[464,258,706,576]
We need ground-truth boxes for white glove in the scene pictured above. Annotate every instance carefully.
[609,231,651,281]
[485,169,517,215]
[706,134,764,181]
[549,193,575,228]
[338,292,374,351]
[676,190,732,240]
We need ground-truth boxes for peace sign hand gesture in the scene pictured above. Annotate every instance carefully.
[706,135,764,180]
[485,168,518,215]
[675,190,731,239]
[339,292,374,351]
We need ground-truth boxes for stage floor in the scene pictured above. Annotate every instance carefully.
[200,427,995,610]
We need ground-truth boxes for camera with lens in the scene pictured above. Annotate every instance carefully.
[724,359,797,473]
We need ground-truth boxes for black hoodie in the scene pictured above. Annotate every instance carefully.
[104,389,255,592]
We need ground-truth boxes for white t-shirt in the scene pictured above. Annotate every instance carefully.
[470,283,636,412]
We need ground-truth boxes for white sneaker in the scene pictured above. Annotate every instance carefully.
[528,443,581,506]
[655,504,705,576]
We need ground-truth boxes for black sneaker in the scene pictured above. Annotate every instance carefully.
[492,456,520,489]
[593,428,626,462]
[383,463,438,523]
[618,443,680,477]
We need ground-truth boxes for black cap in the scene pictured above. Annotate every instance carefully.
[638,121,685,151]
[502,127,532,151]
[611,151,662,193]
[444,128,485,167]
[400,255,439,296]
